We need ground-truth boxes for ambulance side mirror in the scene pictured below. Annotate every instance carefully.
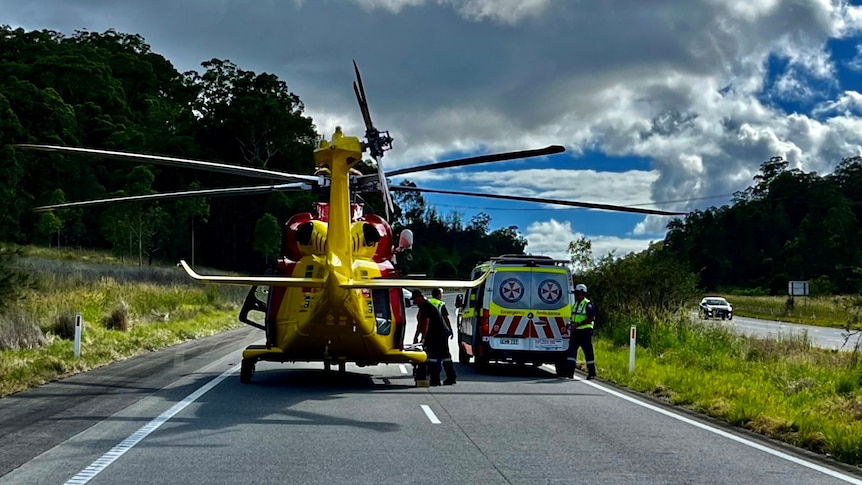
[455,294,464,308]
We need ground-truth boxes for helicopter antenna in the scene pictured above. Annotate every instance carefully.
[353,60,394,219]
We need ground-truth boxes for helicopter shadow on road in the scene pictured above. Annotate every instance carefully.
[45,366,412,456]
[182,367,408,434]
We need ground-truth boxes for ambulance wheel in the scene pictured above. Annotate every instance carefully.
[240,359,255,384]
[459,346,471,364]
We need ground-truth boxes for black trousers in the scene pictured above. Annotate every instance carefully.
[567,328,596,376]
[420,342,456,384]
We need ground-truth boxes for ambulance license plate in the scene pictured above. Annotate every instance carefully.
[499,338,520,345]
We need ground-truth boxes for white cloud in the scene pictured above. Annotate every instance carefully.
[401,168,660,210]
[524,219,657,262]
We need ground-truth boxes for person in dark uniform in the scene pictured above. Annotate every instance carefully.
[566,283,597,379]
[413,289,456,385]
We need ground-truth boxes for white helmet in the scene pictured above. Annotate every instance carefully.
[575,283,587,293]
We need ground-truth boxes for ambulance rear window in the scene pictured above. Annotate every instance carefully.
[490,269,571,310]
[491,271,529,309]
[530,270,571,311]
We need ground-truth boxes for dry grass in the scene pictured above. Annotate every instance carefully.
[0,307,46,350]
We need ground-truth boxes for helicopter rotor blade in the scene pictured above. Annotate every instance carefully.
[352,60,395,218]
[33,183,311,212]
[389,186,687,216]
[353,60,374,132]
[357,145,566,185]
[15,144,320,183]
[353,81,373,133]
[372,155,394,219]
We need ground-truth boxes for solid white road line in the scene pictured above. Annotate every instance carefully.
[541,365,862,484]
[63,365,239,485]
[399,364,408,374]
[421,404,441,424]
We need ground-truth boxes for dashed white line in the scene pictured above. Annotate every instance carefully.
[399,364,408,374]
[64,365,239,485]
[541,365,862,484]
[421,404,441,424]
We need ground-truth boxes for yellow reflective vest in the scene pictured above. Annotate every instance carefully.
[572,298,594,330]
[428,297,444,313]
[428,297,452,336]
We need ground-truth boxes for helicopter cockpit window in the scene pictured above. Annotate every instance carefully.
[372,289,392,336]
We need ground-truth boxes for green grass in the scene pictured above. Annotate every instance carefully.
[708,294,862,329]
[0,245,246,397]
[591,316,862,466]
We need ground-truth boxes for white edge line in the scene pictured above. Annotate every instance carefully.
[63,365,239,485]
[421,404,441,424]
[399,364,408,374]
[541,365,862,484]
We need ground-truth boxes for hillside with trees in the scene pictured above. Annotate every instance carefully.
[661,155,862,295]
[0,26,524,276]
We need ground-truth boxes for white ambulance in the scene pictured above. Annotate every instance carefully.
[455,254,573,375]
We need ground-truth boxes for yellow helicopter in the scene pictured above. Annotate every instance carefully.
[17,62,685,382]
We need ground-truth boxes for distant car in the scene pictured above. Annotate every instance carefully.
[700,296,733,320]
[403,288,413,308]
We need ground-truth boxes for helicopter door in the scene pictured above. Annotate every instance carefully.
[371,289,392,336]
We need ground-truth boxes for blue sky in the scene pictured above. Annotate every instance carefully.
[4,0,862,261]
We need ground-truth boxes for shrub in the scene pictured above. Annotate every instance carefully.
[103,300,130,331]
[51,311,78,340]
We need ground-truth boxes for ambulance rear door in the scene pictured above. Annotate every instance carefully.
[487,266,571,353]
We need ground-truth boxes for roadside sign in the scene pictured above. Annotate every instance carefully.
[788,281,809,296]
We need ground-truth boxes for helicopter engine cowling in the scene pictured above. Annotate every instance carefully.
[350,221,382,260]
[295,219,328,256]
[282,212,314,261]
[362,214,393,262]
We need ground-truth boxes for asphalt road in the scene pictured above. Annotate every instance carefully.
[698,313,860,351]
[3,294,862,484]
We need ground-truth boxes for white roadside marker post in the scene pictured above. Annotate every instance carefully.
[74,313,83,358]
[629,325,636,372]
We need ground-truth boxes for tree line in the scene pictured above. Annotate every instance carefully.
[661,155,862,295]
[0,26,524,275]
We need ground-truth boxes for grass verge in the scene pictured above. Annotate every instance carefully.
[594,317,862,467]
[0,245,247,398]
[0,309,241,397]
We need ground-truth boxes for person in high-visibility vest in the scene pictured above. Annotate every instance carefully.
[428,288,456,384]
[566,283,597,380]
[412,289,456,386]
